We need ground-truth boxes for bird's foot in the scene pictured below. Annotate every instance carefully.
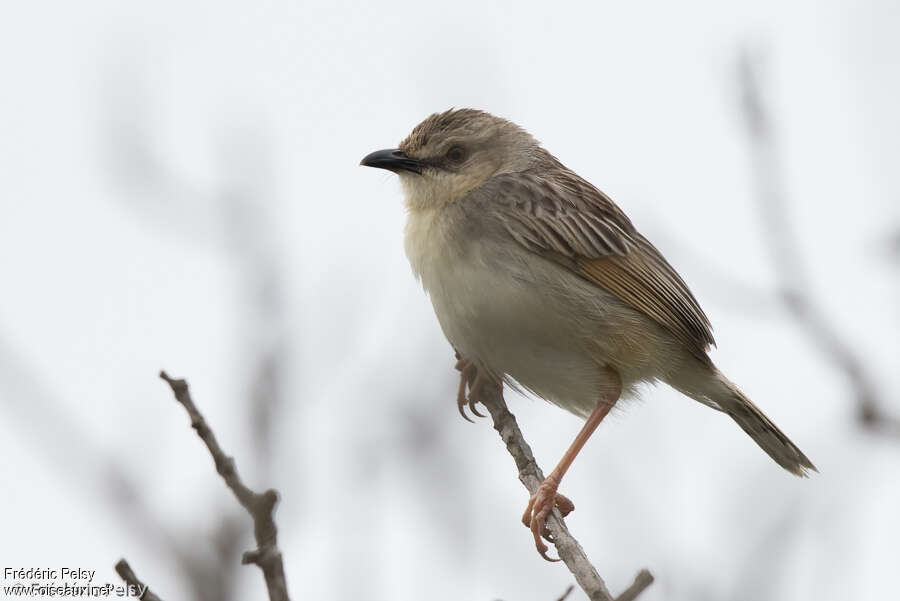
[521,475,575,561]
[454,356,489,422]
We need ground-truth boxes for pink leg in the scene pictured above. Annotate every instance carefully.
[522,368,622,561]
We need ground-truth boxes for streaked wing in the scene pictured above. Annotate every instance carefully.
[474,169,715,360]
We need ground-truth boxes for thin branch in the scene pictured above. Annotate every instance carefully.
[114,559,164,601]
[738,49,900,438]
[477,381,654,601]
[614,570,656,601]
[555,584,576,601]
[159,371,290,601]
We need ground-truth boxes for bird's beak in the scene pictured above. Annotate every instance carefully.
[360,148,423,174]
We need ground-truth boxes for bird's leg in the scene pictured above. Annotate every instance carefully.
[522,368,621,561]
[454,355,489,422]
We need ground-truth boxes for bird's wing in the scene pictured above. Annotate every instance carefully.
[475,169,715,360]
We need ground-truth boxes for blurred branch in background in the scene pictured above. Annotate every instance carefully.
[648,227,784,319]
[478,380,654,601]
[104,60,291,465]
[889,229,900,262]
[115,560,164,601]
[738,48,900,438]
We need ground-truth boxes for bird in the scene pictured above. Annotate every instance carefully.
[360,108,815,560]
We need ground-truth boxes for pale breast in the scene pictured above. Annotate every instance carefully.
[404,205,667,416]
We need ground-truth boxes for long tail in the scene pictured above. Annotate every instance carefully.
[677,370,817,477]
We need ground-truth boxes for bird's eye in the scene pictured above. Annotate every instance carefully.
[446,145,467,163]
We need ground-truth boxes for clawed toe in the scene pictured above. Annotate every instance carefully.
[456,373,474,423]
[454,357,488,422]
[521,477,574,561]
[466,374,487,418]
[554,492,574,517]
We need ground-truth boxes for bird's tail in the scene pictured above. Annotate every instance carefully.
[676,370,817,477]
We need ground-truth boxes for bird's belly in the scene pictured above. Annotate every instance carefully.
[420,242,633,417]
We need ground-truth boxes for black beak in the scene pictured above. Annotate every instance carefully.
[360,148,423,174]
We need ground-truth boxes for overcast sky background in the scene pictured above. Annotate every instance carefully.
[1,1,899,600]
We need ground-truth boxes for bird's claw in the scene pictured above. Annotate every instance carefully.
[455,357,487,422]
[521,476,575,561]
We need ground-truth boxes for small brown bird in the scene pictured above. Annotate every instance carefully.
[361,109,815,560]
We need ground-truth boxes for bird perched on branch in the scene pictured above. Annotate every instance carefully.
[361,108,815,560]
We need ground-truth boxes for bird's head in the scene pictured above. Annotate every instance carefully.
[361,108,544,210]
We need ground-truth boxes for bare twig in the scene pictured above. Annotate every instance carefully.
[738,49,900,438]
[614,570,656,601]
[114,559,164,601]
[555,584,576,601]
[477,381,654,601]
[159,371,290,601]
